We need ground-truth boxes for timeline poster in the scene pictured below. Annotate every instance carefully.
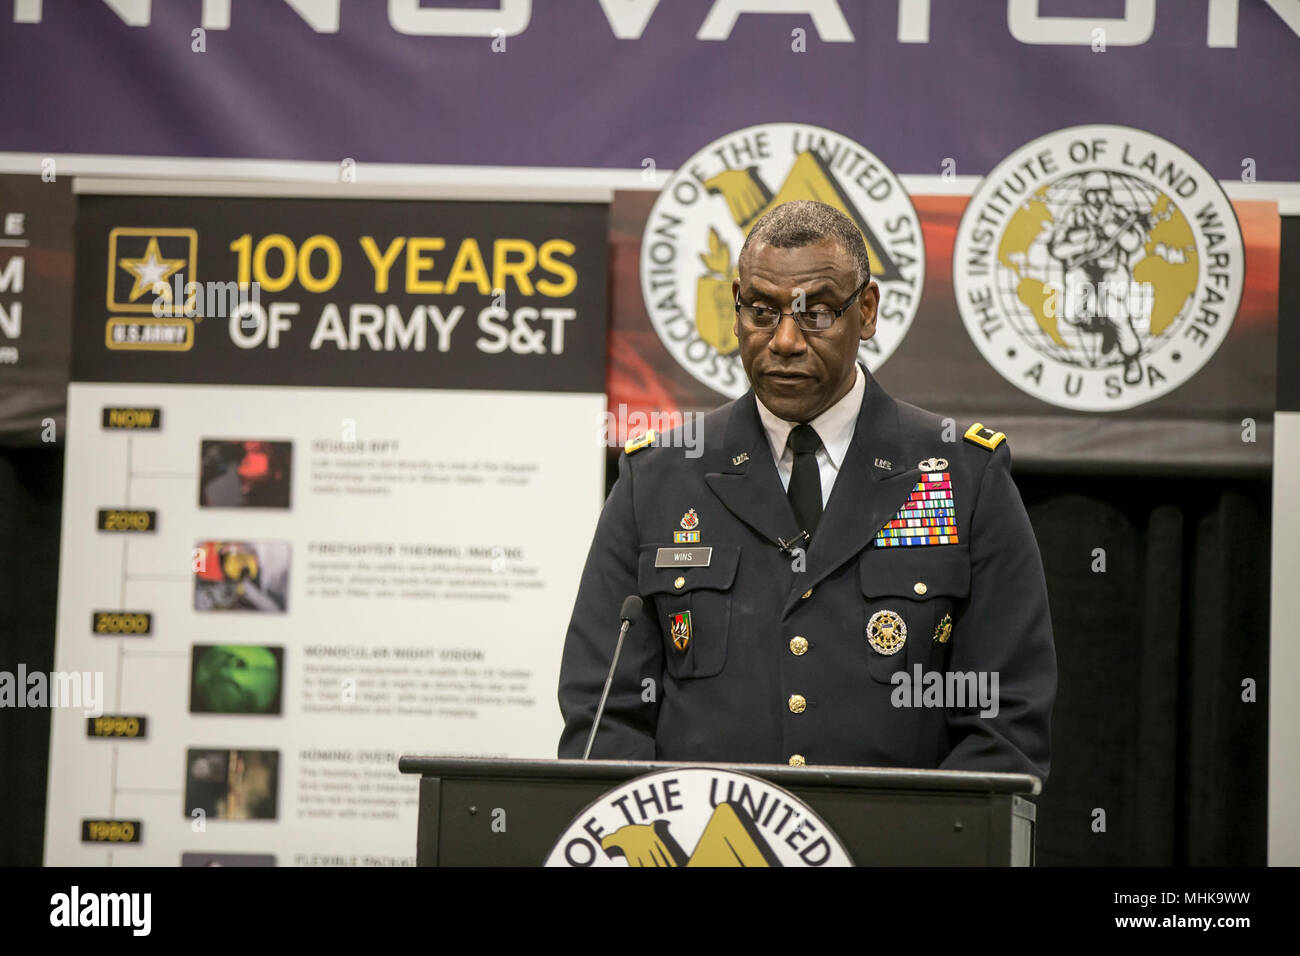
[45,194,609,865]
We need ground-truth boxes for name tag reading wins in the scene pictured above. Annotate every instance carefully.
[655,547,713,568]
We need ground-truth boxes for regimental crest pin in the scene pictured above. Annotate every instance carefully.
[933,613,953,645]
[674,508,702,543]
[670,610,692,652]
[867,609,907,656]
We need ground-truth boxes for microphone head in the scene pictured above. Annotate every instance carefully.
[619,595,643,623]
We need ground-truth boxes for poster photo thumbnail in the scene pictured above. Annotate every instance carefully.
[199,439,293,509]
[185,748,280,822]
[193,540,290,612]
[189,644,284,716]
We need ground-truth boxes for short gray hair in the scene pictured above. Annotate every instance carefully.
[738,200,871,286]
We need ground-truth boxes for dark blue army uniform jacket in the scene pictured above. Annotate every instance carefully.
[557,369,1056,782]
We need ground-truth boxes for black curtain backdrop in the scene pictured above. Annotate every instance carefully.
[0,447,62,868]
[0,461,1273,867]
[1019,473,1269,866]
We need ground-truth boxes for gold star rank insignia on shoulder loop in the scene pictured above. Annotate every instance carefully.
[624,429,657,455]
[963,422,1006,451]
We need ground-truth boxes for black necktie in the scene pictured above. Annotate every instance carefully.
[786,424,823,538]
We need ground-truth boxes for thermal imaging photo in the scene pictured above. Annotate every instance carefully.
[193,540,290,613]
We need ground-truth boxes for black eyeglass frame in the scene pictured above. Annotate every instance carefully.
[734,278,870,333]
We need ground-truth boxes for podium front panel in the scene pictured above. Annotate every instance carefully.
[403,759,1038,867]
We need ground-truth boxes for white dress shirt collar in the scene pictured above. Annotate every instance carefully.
[755,362,864,474]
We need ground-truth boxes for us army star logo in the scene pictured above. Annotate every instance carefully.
[117,237,186,303]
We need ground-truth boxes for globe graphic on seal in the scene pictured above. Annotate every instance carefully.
[993,170,1199,384]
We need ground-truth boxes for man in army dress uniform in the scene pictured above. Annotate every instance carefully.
[557,200,1056,781]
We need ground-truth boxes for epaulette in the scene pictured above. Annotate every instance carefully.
[963,422,1006,451]
[624,429,658,455]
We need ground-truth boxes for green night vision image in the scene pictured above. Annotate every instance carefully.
[190,645,283,715]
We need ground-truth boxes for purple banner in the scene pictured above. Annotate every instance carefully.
[0,0,1297,181]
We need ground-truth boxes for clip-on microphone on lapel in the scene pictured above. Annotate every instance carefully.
[777,530,811,557]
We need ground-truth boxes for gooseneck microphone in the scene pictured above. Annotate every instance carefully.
[582,595,643,760]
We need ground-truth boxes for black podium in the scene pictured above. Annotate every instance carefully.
[398,757,1039,866]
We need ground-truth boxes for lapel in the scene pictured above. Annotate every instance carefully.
[779,369,921,617]
[704,392,798,548]
[704,368,924,618]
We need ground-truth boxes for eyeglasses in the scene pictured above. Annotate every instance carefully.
[735,279,868,333]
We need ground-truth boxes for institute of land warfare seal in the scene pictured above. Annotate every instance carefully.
[952,125,1244,412]
[640,123,925,399]
[544,767,853,867]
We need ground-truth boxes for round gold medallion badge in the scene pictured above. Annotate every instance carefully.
[867,610,907,656]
